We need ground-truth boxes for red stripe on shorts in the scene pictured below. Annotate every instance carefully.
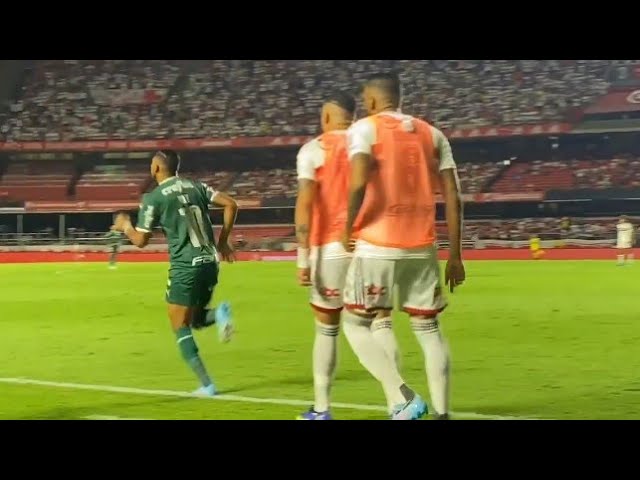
[310,303,343,314]
[403,305,447,317]
[344,303,393,312]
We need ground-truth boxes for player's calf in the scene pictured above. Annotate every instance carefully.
[301,307,340,419]
[108,251,118,268]
[371,311,400,371]
[409,315,450,418]
[169,304,217,393]
[342,308,419,415]
[371,310,401,414]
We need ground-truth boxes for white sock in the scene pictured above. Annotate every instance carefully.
[342,311,409,407]
[371,317,400,369]
[371,317,401,413]
[617,254,625,265]
[628,254,634,264]
[312,321,339,413]
[411,317,450,416]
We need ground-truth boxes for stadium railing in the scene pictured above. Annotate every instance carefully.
[0,232,620,252]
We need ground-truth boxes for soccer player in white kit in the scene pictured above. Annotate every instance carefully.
[341,73,464,420]
[295,91,401,420]
[616,216,635,266]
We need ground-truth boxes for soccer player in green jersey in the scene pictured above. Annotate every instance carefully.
[113,150,238,396]
[104,225,123,269]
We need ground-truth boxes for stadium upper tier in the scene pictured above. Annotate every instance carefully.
[0,60,617,141]
[1,157,640,203]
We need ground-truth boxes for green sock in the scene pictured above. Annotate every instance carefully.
[175,327,212,387]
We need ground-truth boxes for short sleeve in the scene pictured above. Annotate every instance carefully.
[430,126,457,171]
[136,193,159,232]
[347,119,376,158]
[200,182,219,205]
[296,141,319,181]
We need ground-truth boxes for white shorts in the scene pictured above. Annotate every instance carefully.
[343,254,447,317]
[617,241,633,250]
[309,256,351,312]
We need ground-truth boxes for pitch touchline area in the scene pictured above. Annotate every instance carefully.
[0,377,536,420]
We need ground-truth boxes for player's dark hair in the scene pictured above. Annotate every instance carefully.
[154,150,181,175]
[365,72,402,103]
[326,90,356,116]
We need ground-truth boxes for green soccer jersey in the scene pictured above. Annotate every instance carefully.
[136,176,219,267]
[105,230,123,248]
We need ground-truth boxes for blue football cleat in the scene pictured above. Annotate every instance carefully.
[215,302,234,343]
[192,384,217,397]
[297,408,333,420]
[391,394,428,420]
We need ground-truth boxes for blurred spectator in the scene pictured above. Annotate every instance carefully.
[448,217,619,242]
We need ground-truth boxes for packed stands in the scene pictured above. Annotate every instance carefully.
[573,156,640,189]
[1,60,182,142]
[0,60,613,141]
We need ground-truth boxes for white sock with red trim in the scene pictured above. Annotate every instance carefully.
[411,316,450,416]
[342,311,410,407]
[313,320,339,413]
[371,316,400,413]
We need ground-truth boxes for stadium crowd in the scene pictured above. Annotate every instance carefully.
[459,218,616,242]
[2,156,640,204]
[0,217,623,249]
[0,60,613,141]
[166,156,640,198]
[573,156,640,189]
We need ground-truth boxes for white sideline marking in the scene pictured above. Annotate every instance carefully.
[84,414,149,420]
[0,377,533,420]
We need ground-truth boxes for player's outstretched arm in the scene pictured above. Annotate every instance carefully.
[344,152,372,251]
[441,169,465,292]
[114,212,152,248]
[211,191,238,262]
[295,179,315,286]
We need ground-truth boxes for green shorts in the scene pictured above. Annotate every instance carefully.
[166,262,219,307]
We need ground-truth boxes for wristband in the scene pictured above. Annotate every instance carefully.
[297,247,310,268]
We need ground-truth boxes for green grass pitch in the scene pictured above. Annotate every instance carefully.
[1,260,638,420]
